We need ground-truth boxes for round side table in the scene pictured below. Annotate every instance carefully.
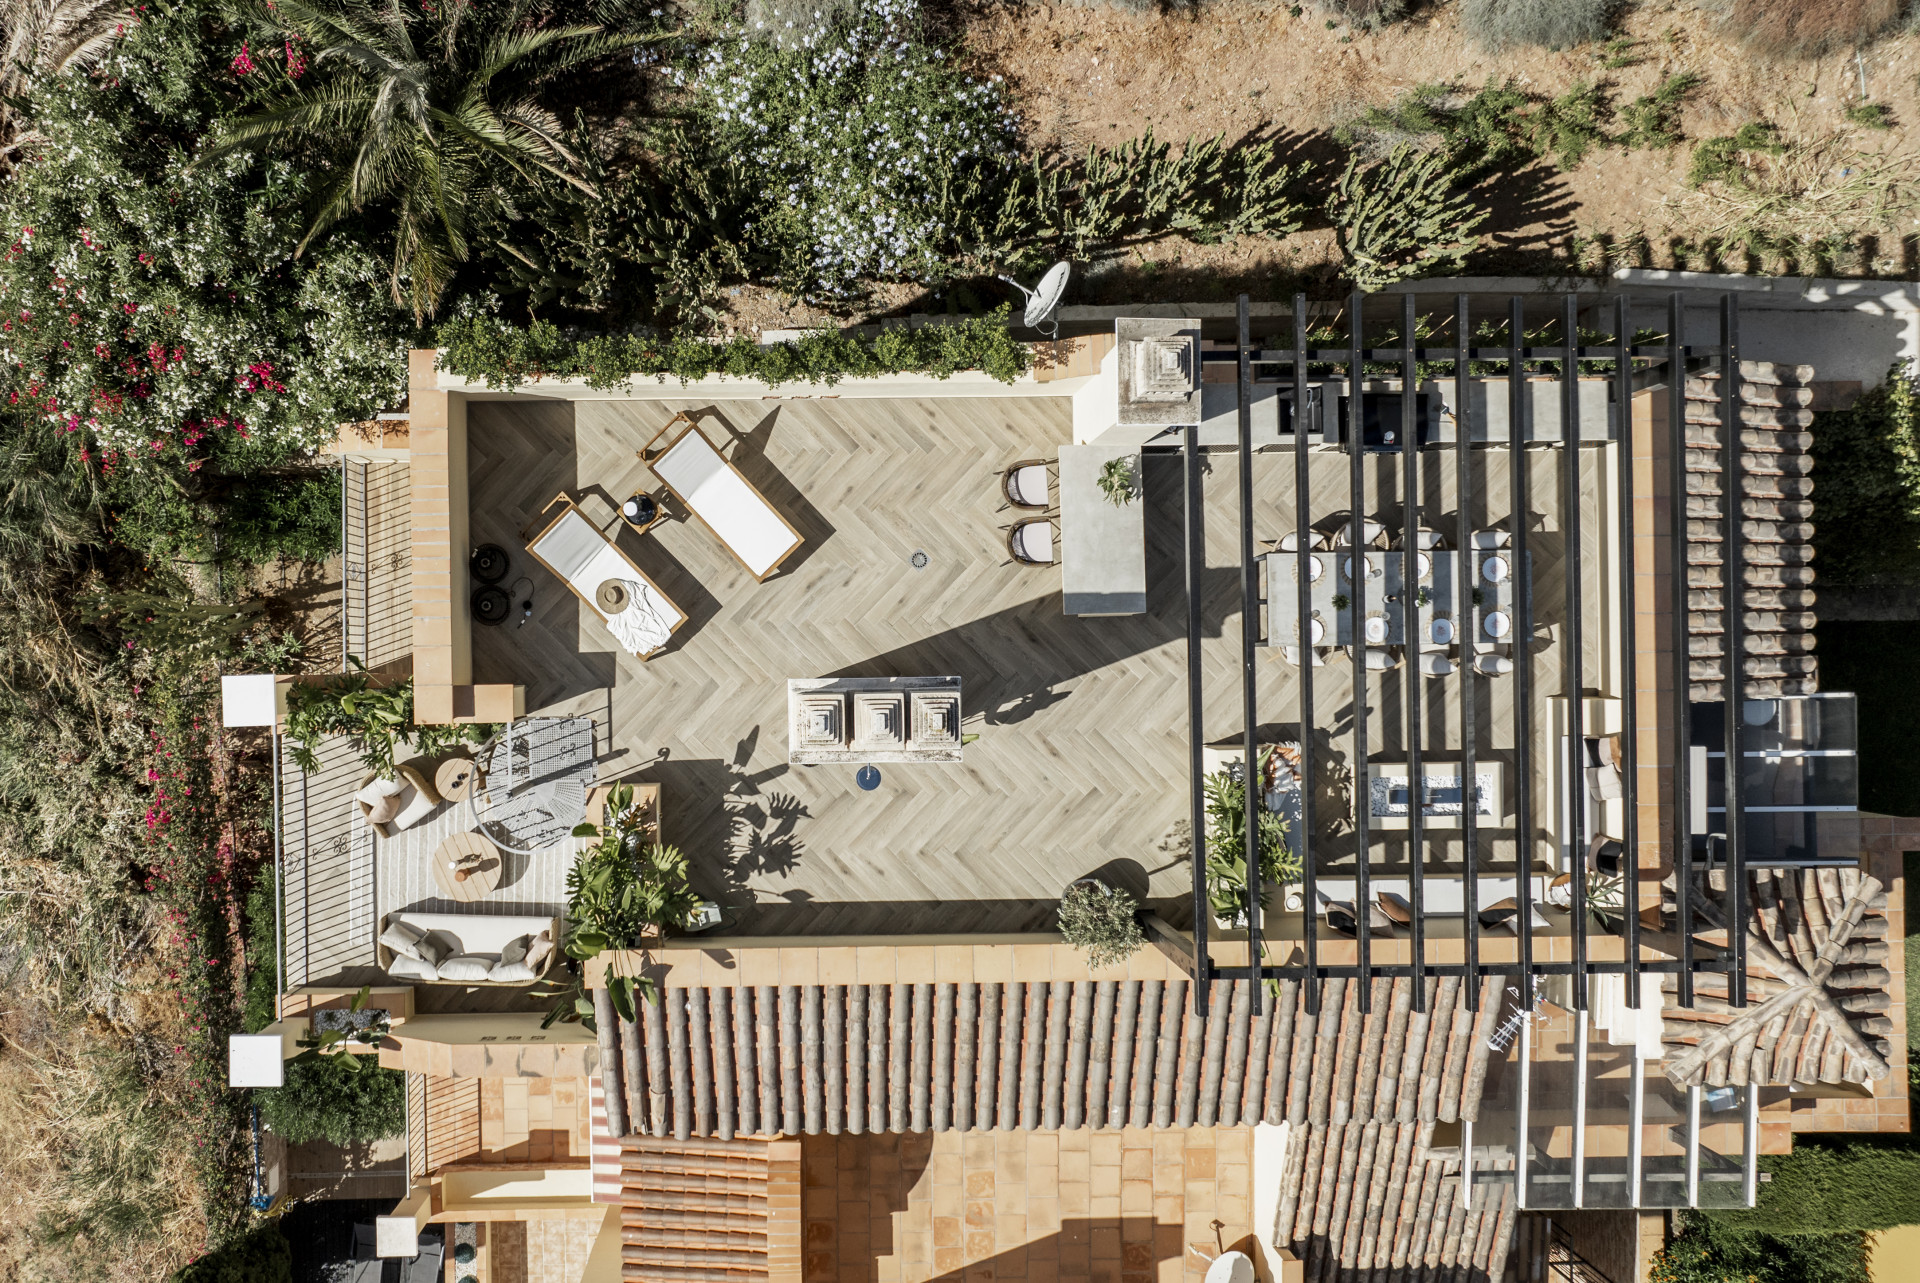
[621,492,664,536]
[435,756,480,803]
[431,832,501,903]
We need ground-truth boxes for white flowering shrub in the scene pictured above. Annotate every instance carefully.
[676,0,1021,298]
[0,4,407,475]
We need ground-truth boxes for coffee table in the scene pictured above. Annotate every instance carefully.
[431,832,501,903]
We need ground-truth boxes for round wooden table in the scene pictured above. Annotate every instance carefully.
[434,755,479,803]
[431,832,501,903]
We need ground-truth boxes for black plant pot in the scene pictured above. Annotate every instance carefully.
[470,544,510,584]
[471,585,511,626]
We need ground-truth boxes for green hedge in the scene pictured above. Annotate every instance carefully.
[436,306,1033,392]
[169,1222,292,1283]
[1706,1136,1920,1234]
[258,1055,406,1146]
[1651,1213,1867,1283]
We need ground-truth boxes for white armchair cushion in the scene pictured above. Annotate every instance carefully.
[1473,654,1514,675]
[435,955,496,983]
[387,785,437,833]
[1418,653,1455,676]
[388,953,439,982]
[1470,530,1510,549]
[1362,649,1398,670]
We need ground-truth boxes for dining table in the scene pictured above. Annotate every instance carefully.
[1268,547,1461,646]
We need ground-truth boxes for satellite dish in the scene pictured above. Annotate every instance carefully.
[997,262,1071,340]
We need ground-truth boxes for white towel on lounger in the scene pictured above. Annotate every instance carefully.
[603,578,676,656]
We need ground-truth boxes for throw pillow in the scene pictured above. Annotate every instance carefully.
[488,960,537,983]
[367,792,404,826]
[523,930,554,972]
[353,776,406,808]
[378,920,427,960]
[435,955,496,983]
[388,953,439,982]
[413,931,456,966]
[498,935,532,967]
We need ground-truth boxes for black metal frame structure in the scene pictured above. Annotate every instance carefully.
[1188,289,1752,1015]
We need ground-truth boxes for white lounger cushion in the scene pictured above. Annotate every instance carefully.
[529,508,686,654]
[654,430,799,578]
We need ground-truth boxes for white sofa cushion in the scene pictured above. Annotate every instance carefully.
[435,955,496,983]
[388,953,439,982]
[488,960,538,983]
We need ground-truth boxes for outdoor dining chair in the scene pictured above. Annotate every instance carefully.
[1007,517,1056,565]
[1003,459,1053,510]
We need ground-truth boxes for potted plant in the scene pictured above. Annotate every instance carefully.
[290,986,390,1074]
[1203,757,1301,925]
[1097,455,1140,506]
[284,659,493,778]
[560,784,699,1021]
[1057,879,1146,968]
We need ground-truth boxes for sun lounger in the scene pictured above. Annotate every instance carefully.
[523,494,686,659]
[641,413,803,581]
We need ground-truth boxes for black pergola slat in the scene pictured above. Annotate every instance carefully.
[1186,420,1211,1017]
[1349,291,1372,1014]
[1614,295,1644,1012]
[1237,295,1263,1016]
[1401,292,1427,1013]
[1456,294,1480,1011]
[1510,297,1536,992]
[1564,293,1590,1012]
[1669,293,1695,1009]
[1721,294,1747,1010]
[1293,295,1321,1018]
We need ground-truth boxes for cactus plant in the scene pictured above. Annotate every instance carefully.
[1326,145,1488,292]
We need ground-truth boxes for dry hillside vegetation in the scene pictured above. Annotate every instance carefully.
[953,0,1920,302]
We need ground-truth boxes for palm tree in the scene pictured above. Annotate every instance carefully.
[211,0,651,319]
[0,0,125,169]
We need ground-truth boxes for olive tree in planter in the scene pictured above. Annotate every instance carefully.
[1058,879,1146,968]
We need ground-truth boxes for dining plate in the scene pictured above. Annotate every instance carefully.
[1365,616,1389,644]
[1484,611,1511,639]
[1430,616,1454,644]
[1482,555,1510,583]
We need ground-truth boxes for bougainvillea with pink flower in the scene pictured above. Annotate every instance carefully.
[0,1,406,473]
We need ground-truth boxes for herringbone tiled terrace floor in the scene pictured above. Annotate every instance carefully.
[467,396,1588,936]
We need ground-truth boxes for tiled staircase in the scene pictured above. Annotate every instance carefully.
[590,1079,801,1283]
